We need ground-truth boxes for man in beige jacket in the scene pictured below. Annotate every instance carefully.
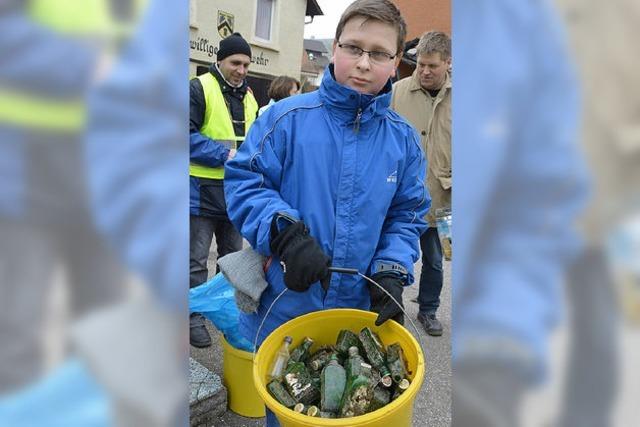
[391,31,451,336]
[552,1,640,425]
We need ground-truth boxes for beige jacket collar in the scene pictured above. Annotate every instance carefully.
[409,70,452,96]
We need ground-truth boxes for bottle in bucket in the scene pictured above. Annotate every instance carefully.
[269,335,292,380]
[267,379,297,408]
[435,207,452,261]
[308,346,336,372]
[320,354,346,413]
[368,384,391,412]
[283,361,320,404]
[386,343,408,384]
[289,336,314,363]
[339,374,373,417]
[335,329,361,356]
[345,346,372,381]
[359,327,393,387]
[397,378,410,393]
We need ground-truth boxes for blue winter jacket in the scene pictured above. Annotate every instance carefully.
[224,67,430,345]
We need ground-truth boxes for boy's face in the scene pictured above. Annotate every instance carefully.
[332,16,401,95]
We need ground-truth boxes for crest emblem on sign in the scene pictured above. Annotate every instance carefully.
[217,11,234,38]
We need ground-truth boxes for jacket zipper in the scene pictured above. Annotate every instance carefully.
[353,108,362,133]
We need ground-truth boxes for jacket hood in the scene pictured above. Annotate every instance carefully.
[318,64,392,125]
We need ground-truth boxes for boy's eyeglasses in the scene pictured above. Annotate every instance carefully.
[337,43,397,64]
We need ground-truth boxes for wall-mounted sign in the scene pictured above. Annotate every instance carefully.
[217,10,234,38]
[189,36,271,69]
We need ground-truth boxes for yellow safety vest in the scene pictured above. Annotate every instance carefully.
[29,0,112,36]
[0,0,144,132]
[29,0,146,41]
[190,73,258,180]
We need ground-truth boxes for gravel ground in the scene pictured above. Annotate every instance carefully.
[191,245,451,426]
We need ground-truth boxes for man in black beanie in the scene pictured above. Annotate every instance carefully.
[188,33,258,347]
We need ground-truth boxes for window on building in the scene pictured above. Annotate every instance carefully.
[255,0,274,41]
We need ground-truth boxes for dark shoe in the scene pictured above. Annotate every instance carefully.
[418,312,443,336]
[190,312,212,348]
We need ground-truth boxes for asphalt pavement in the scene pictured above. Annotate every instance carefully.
[190,246,451,426]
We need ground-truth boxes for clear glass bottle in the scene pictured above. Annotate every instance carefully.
[269,335,292,380]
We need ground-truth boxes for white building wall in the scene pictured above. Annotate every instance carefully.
[189,0,307,79]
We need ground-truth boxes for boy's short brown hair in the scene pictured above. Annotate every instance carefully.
[267,76,300,101]
[334,0,407,55]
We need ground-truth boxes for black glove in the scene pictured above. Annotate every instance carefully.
[270,219,330,292]
[369,272,404,326]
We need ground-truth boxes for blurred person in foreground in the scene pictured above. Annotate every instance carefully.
[224,1,429,424]
[1,0,188,425]
[0,0,129,395]
[392,31,451,337]
[81,0,189,423]
[552,0,640,425]
[452,1,589,426]
[258,75,301,116]
[189,32,258,348]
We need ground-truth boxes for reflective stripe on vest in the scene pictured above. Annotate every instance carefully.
[189,73,258,180]
[29,0,112,36]
[0,88,85,131]
[0,0,145,131]
[29,0,146,40]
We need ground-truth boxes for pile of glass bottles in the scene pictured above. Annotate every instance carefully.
[266,327,411,419]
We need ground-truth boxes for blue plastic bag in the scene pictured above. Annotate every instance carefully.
[189,273,253,351]
[0,358,111,427]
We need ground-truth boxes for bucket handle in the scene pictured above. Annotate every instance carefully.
[252,269,427,359]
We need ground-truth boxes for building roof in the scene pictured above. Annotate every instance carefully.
[318,39,334,56]
[306,0,323,17]
[303,38,328,54]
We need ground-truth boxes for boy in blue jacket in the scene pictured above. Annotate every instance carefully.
[225,0,429,354]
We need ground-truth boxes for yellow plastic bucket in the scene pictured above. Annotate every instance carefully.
[253,309,425,426]
[221,335,266,418]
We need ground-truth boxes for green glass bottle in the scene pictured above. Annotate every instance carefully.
[386,343,408,384]
[397,378,410,394]
[289,336,314,364]
[390,379,410,402]
[339,374,373,417]
[335,329,360,356]
[358,327,392,387]
[293,402,307,413]
[308,345,336,372]
[368,384,391,412]
[345,346,372,382]
[267,379,297,408]
[283,361,320,405]
[320,354,346,413]
[310,374,321,391]
[306,405,319,417]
